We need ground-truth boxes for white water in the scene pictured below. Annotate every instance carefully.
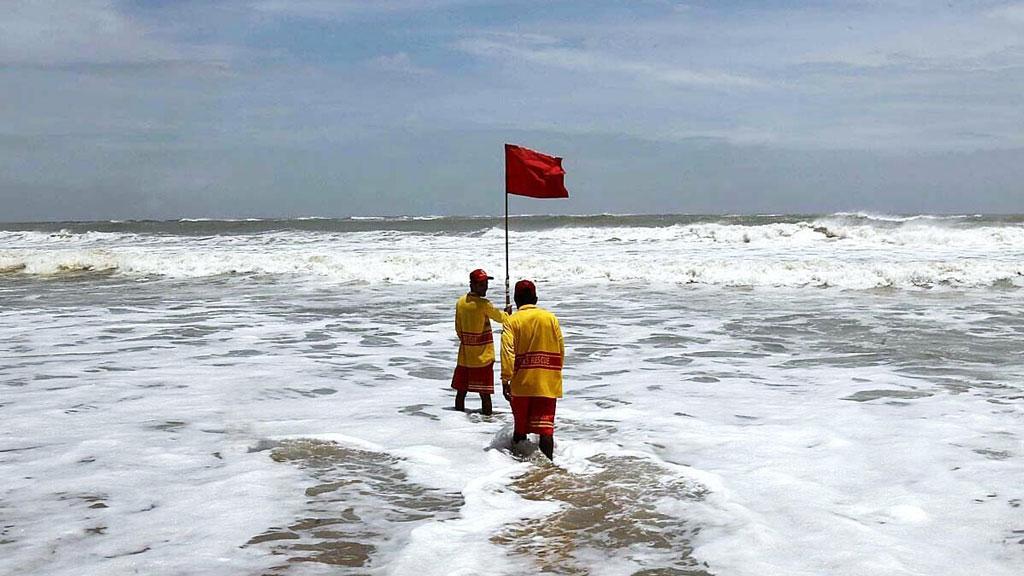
[2,218,1023,574]
[1,216,1023,289]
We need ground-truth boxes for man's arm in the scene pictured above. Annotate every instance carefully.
[484,299,509,324]
[556,317,564,362]
[500,320,515,401]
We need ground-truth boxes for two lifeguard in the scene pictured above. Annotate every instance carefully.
[452,271,565,461]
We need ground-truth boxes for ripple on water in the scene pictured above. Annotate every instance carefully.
[407,366,451,380]
[973,448,1012,461]
[493,454,710,575]
[223,348,262,358]
[780,353,887,368]
[842,389,934,402]
[277,387,337,399]
[303,330,331,342]
[687,350,768,359]
[643,355,694,367]
[250,439,463,570]
[398,403,439,421]
[146,420,187,432]
[360,335,398,347]
[637,334,712,348]
[348,363,383,373]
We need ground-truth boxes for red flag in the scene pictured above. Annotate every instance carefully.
[505,144,569,199]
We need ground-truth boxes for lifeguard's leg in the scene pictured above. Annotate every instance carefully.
[510,396,528,445]
[454,390,467,411]
[480,393,492,415]
[533,397,556,460]
[538,436,554,461]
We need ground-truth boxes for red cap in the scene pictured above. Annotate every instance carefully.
[470,269,493,282]
[514,279,536,297]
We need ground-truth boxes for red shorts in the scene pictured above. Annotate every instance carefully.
[510,396,557,437]
[451,364,494,394]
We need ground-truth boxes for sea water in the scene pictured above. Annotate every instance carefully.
[1,214,1022,575]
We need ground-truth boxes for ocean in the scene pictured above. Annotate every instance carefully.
[1,213,1022,575]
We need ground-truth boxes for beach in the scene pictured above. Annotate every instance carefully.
[1,214,1022,575]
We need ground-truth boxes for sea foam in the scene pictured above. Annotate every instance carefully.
[2,216,1022,289]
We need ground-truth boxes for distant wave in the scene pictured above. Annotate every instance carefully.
[2,214,1022,289]
[178,217,265,223]
[4,217,1023,245]
[2,247,1021,292]
[1,250,1019,289]
[830,211,981,223]
[5,212,1019,234]
[347,215,448,221]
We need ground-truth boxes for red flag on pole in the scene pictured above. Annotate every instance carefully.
[505,144,569,199]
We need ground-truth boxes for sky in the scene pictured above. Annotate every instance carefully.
[1,0,1022,221]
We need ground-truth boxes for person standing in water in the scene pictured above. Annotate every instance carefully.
[501,280,564,461]
[452,269,511,415]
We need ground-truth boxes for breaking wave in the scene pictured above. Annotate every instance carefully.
[1,215,1022,289]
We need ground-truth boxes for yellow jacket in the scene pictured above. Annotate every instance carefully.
[501,305,564,398]
[455,294,508,367]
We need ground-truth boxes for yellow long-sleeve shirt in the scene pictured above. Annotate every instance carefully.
[500,304,564,398]
[455,294,508,368]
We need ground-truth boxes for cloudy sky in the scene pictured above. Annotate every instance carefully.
[2,0,1022,220]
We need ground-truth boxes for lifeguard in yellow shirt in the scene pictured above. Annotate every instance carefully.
[501,279,564,461]
[452,269,511,415]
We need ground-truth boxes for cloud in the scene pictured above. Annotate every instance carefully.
[250,0,495,20]
[755,5,1024,73]
[457,37,763,89]
[987,3,1024,23]
[0,0,235,69]
[366,52,434,75]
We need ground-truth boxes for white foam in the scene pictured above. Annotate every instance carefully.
[1,219,1022,289]
[386,453,550,576]
[832,211,976,222]
[1,253,1022,575]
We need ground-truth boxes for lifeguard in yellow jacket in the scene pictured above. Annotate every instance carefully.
[452,268,510,415]
[501,279,564,461]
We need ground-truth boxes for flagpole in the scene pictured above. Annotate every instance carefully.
[504,190,510,308]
